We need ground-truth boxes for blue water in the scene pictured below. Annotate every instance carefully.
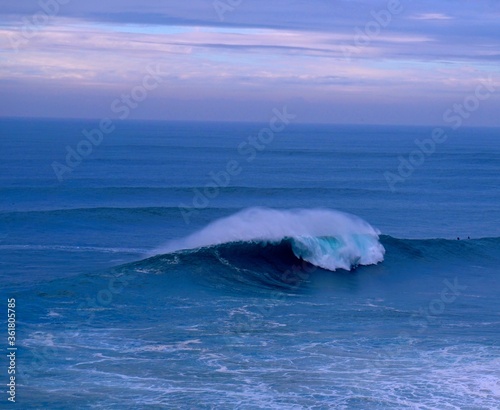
[1,118,499,409]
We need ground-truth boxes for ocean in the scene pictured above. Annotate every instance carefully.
[1,118,499,409]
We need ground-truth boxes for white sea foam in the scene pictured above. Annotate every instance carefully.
[155,207,385,271]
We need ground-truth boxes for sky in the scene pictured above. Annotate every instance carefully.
[0,0,499,125]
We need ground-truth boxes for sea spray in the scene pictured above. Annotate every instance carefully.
[154,208,385,271]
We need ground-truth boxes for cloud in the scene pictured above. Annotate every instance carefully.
[410,13,453,21]
[0,0,499,124]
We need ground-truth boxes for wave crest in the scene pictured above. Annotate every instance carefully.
[291,235,384,271]
[155,208,385,272]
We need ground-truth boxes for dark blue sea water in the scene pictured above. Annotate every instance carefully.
[1,118,499,409]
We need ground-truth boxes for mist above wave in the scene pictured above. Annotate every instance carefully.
[155,208,385,271]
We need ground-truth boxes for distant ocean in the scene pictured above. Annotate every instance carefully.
[1,118,499,409]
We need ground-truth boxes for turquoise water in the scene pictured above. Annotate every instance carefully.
[1,119,499,408]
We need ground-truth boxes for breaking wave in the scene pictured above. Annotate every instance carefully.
[154,208,385,271]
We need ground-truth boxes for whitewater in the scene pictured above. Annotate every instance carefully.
[156,208,385,271]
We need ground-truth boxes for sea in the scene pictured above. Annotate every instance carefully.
[1,118,499,409]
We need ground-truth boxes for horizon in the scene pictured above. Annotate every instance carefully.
[2,115,500,129]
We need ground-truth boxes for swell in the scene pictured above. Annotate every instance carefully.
[23,235,500,298]
[381,235,500,260]
[142,235,500,269]
[117,235,500,293]
[0,187,384,213]
[0,187,386,194]
[0,206,189,217]
[126,239,318,292]
[0,244,148,253]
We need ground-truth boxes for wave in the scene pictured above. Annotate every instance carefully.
[380,235,500,260]
[153,208,385,272]
[24,234,500,299]
[121,234,500,294]
[0,244,148,254]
